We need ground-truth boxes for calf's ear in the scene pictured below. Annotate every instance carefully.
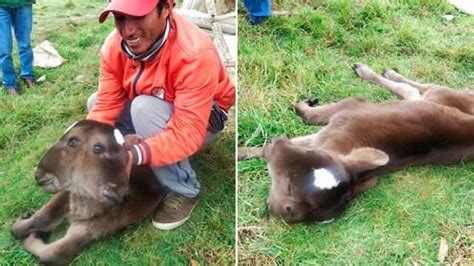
[341,147,389,174]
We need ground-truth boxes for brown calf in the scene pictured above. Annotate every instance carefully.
[241,63,474,224]
[11,120,164,265]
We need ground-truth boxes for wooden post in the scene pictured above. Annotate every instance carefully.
[204,0,236,81]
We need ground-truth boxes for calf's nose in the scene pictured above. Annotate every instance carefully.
[34,167,45,183]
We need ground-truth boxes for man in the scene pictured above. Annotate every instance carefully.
[87,0,235,230]
[0,0,35,96]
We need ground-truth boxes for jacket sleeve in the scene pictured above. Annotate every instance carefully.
[216,67,235,111]
[128,50,219,167]
[86,48,127,125]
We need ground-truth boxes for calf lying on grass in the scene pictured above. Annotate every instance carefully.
[239,63,473,224]
[11,120,164,265]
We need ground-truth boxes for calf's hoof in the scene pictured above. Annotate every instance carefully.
[293,100,308,116]
[294,96,318,110]
[22,233,63,265]
[306,97,319,107]
[11,216,32,239]
[352,62,377,81]
[293,98,319,124]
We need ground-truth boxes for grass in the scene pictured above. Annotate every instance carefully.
[0,0,235,264]
[238,0,473,264]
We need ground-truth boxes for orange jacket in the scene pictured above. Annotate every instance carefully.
[87,13,235,167]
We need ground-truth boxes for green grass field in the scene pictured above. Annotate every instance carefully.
[238,0,473,264]
[0,0,235,264]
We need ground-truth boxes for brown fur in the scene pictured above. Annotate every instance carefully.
[241,63,474,224]
[11,120,164,265]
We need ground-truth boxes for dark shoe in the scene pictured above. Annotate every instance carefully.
[248,15,269,25]
[22,78,34,88]
[7,88,19,96]
[152,192,199,230]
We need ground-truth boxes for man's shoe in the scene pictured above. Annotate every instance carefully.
[152,192,199,230]
[22,78,34,88]
[7,88,19,96]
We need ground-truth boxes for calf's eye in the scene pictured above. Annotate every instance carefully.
[67,137,80,147]
[93,144,104,155]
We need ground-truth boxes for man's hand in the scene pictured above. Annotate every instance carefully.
[124,134,143,148]
[124,134,143,179]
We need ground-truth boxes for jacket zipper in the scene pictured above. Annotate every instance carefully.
[132,62,145,97]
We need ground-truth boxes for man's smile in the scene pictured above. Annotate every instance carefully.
[126,37,140,44]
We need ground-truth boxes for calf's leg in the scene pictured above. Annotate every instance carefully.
[22,223,92,265]
[11,192,69,239]
[381,68,445,93]
[353,62,421,101]
[372,65,474,114]
[294,97,369,125]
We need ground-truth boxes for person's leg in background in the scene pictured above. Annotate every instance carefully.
[0,6,18,95]
[243,0,271,25]
[12,4,34,86]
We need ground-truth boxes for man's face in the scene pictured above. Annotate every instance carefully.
[113,4,170,54]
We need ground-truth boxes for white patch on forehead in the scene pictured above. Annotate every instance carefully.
[312,168,340,190]
[63,121,78,134]
[114,129,124,145]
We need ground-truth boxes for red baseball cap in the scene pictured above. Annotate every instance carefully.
[99,0,162,23]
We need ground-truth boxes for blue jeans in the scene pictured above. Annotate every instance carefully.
[243,0,271,24]
[0,5,33,90]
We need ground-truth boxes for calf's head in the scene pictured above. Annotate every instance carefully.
[35,120,129,205]
[264,136,389,223]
